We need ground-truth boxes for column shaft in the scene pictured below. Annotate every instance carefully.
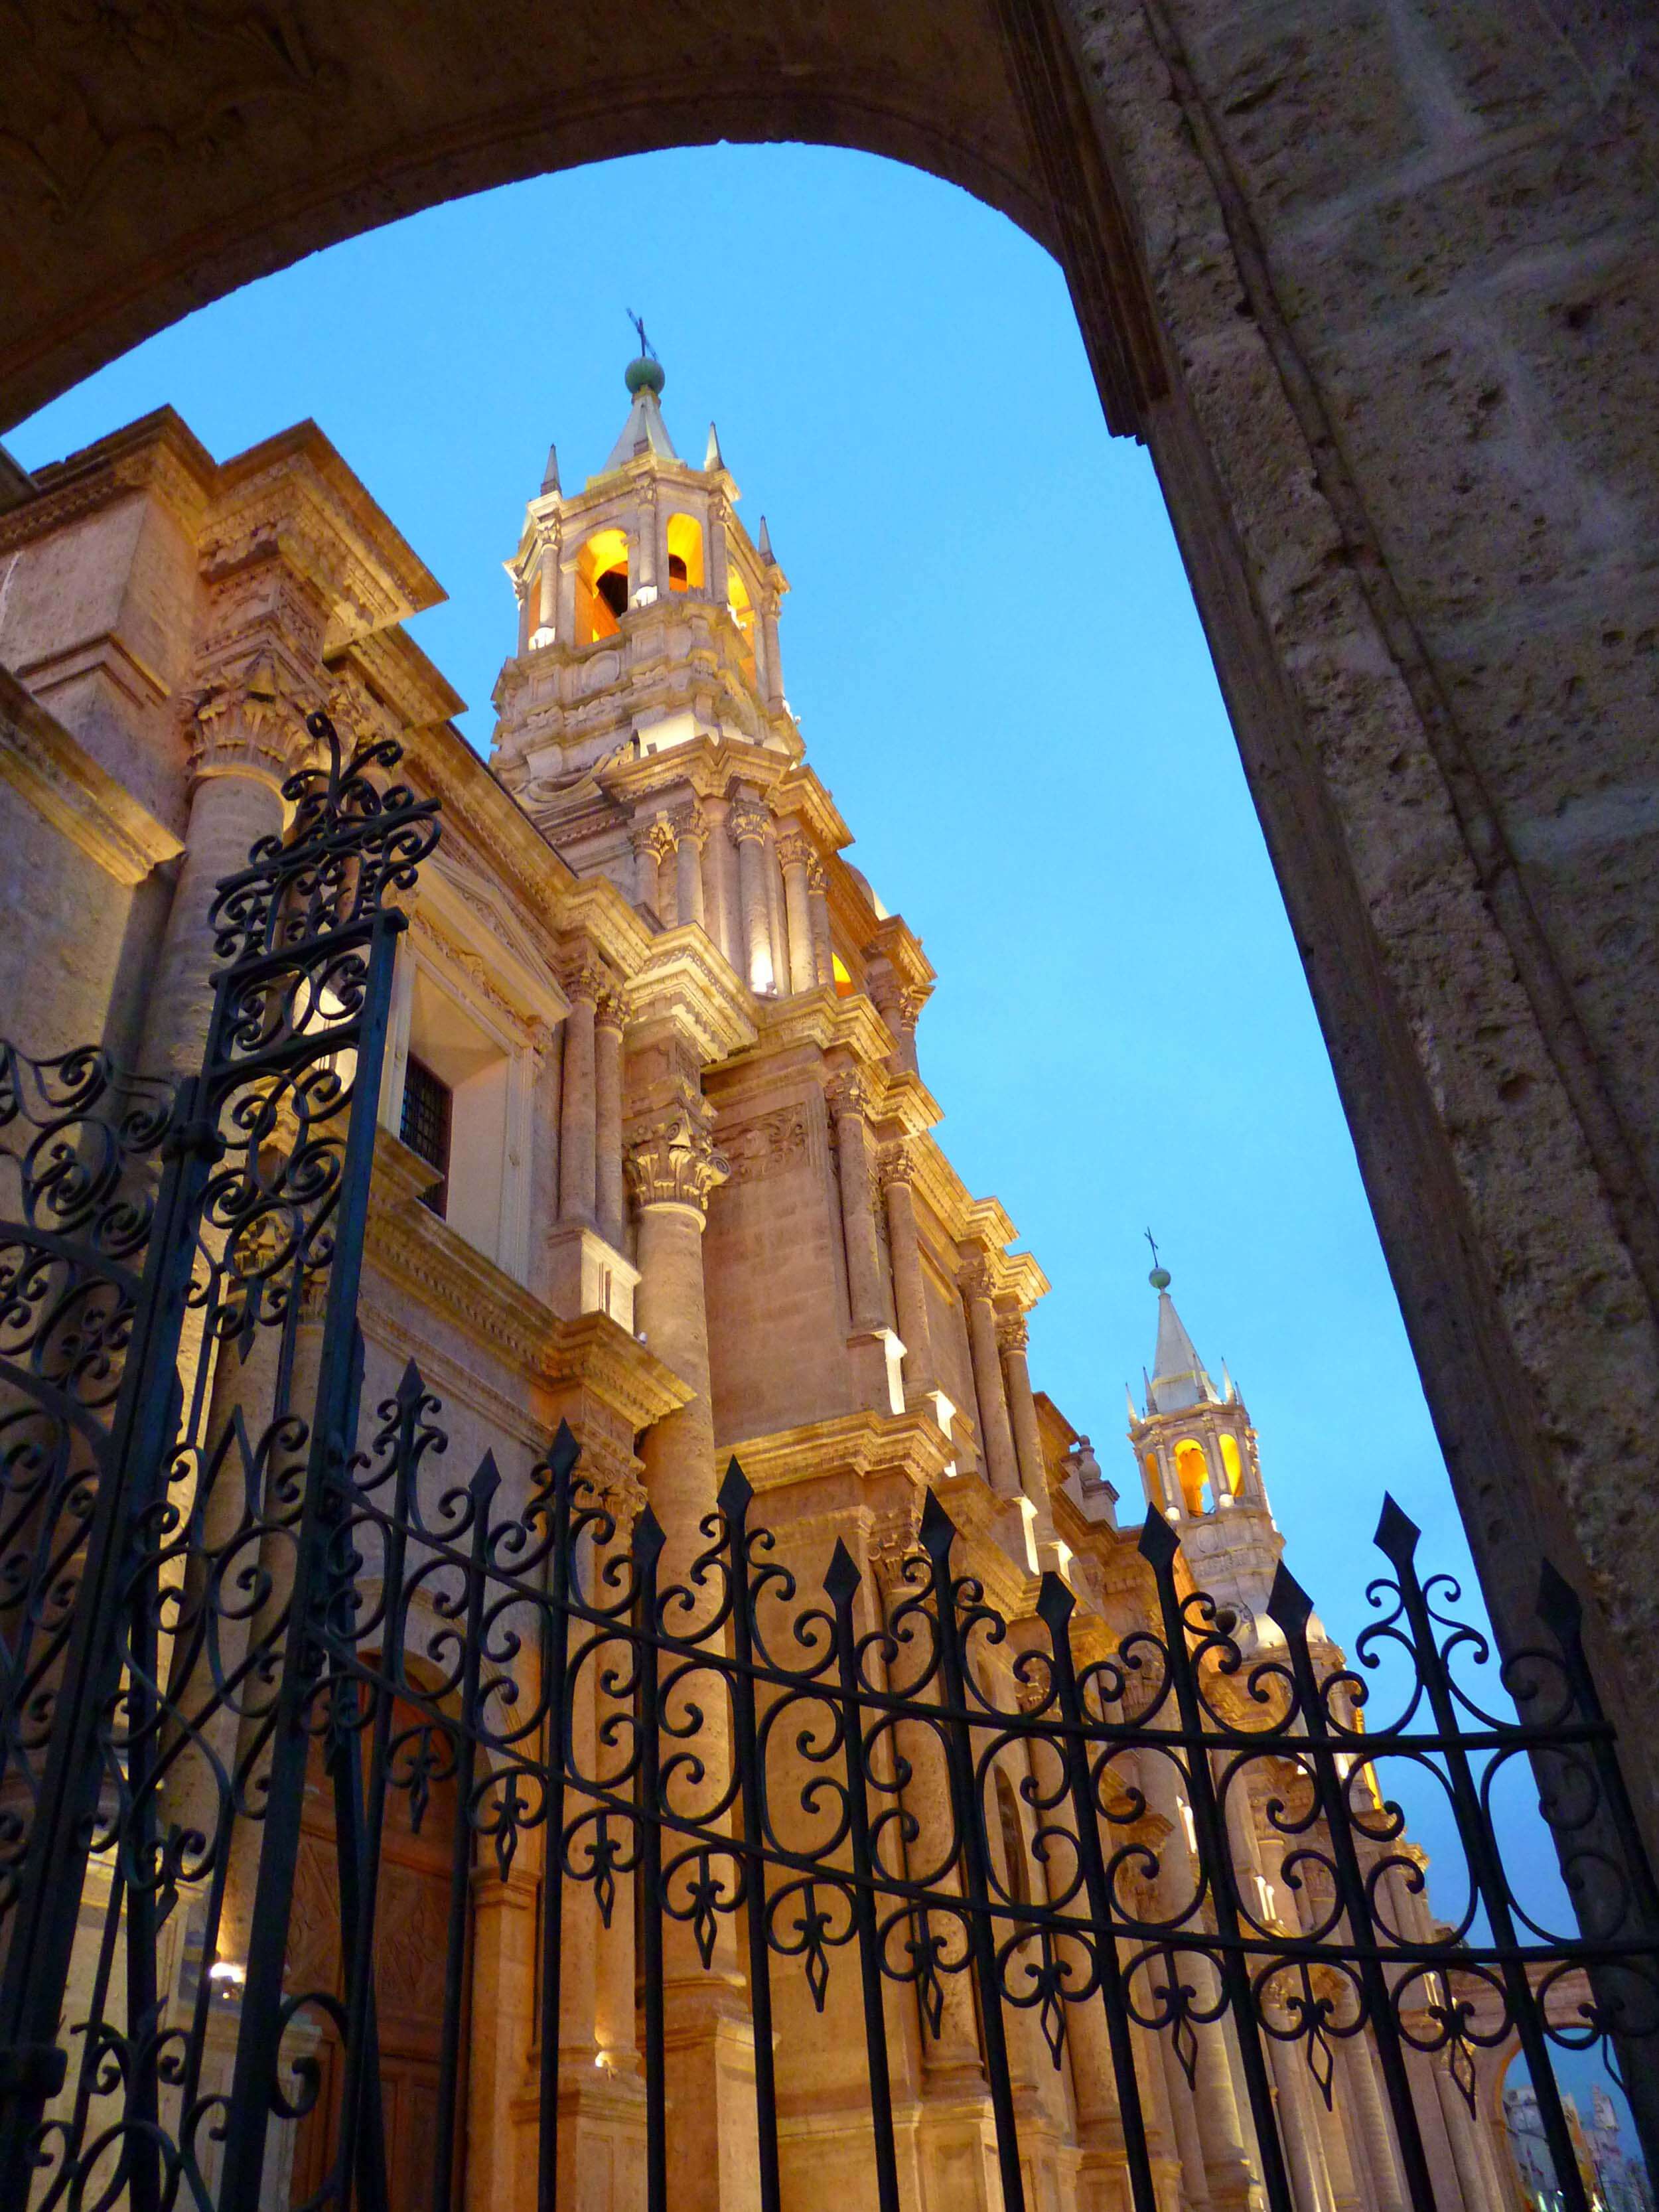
[807,860,834,988]
[831,1086,885,1332]
[559,984,598,1222]
[701,804,736,965]
[881,1157,937,1402]
[780,844,816,994]
[595,1003,624,1246]
[999,1316,1054,1524]
[675,822,706,930]
[963,1268,1019,1498]
[733,814,772,992]
[149,771,287,1076]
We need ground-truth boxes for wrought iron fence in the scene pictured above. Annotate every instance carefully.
[0,709,1654,2212]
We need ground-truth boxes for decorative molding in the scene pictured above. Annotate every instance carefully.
[996,1311,1030,1359]
[720,1103,812,1185]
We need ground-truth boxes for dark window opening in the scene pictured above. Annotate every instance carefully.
[668,553,689,591]
[399,1055,452,1217]
[597,566,628,619]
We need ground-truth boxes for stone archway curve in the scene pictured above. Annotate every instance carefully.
[5,0,1659,1909]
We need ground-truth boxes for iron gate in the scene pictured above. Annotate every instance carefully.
[0,713,1654,2212]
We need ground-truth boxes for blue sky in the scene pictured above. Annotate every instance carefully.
[7,141,1623,2128]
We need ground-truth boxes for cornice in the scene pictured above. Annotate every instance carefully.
[863,912,935,994]
[328,624,466,733]
[0,666,182,886]
[725,986,896,1072]
[1,407,217,555]
[208,421,442,624]
[770,763,852,855]
[727,1407,954,1495]
[624,924,758,1061]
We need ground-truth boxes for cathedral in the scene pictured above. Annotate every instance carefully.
[0,356,1538,2210]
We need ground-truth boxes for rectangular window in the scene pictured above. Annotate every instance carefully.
[399,1053,452,1216]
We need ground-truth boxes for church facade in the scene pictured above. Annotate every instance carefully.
[0,360,1526,2210]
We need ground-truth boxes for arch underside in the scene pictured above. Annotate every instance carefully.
[0,5,1060,430]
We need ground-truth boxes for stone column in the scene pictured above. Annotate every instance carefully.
[559,965,601,1224]
[760,596,783,707]
[643,817,678,925]
[705,502,730,605]
[630,825,660,913]
[594,992,625,1248]
[149,682,313,1078]
[1336,2037,1407,2212]
[961,1256,1020,1499]
[701,798,737,966]
[1139,1750,1256,2210]
[672,806,706,931]
[878,1140,940,1410]
[536,536,559,639]
[514,573,531,656]
[806,855,834,988]
[762,821,790,990]
[626,1100,729,1593]
[829,1074,886,1333]
[626,1102,757,2212]
[634,484,660,603]
[729,801,774,993]
[1431,2063,1500,2212]
[870,973,925,1077]
[998,1309,1054,1528]
[777,833,817,994]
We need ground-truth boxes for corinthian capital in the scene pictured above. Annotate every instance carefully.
[558,960,607,1006]
[670,803,706,847]
[996,1311,1030,1359]
[626,1106,731,1215]
[776,831,814,871]
[959,1255,995,1303]
[184,648,318,787]
[825,1070,870,1123]
[875,1138,916,1192]
[728,800,771,846]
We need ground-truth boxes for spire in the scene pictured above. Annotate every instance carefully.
[1143,1254,1221,1415]
[758,514,775,563]
[602,345,678,475]
[704,421,725,472]
[541,443,561,496]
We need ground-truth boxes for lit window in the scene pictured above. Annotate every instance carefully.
[399,1055,452,1217]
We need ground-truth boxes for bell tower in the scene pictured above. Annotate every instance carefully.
[490,344,873,1004]
[1126,1261,1287,1632]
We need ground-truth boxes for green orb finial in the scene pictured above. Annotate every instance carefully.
[626,354,665,397]
[1149,1266,1171,1291]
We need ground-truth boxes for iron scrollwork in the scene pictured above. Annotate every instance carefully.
[0,699,1655,2212]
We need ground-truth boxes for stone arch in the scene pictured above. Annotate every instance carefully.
[4,0,1658,1865]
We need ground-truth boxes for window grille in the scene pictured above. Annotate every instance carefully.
[400,1052,451,1214]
